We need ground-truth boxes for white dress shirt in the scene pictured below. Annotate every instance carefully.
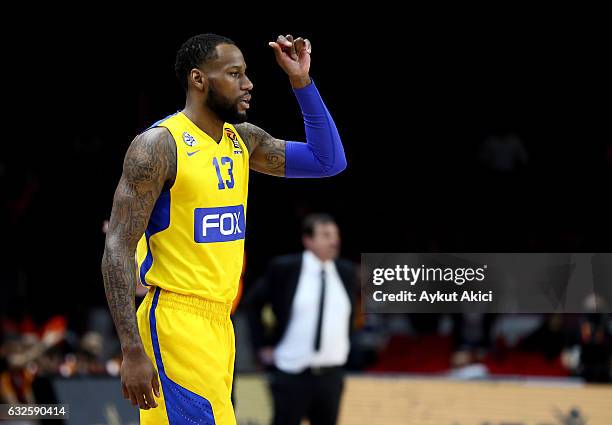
[274,250,351,373]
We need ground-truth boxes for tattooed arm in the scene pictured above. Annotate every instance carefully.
[235,123,286,176]
[101,127,175,410]
[235,98,346,178]
[236,34,346,178]
[235,66,346,178]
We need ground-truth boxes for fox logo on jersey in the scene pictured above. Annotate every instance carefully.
[194,205,246,243]
[183,132,198,147]
[225,128,243,154]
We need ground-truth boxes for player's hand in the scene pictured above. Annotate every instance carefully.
[268,34,312,88]
[120,346,160,410]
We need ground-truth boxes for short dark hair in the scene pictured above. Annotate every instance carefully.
[175,33,235,91]
[302,213,336,237]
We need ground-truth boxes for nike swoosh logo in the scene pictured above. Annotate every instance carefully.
[187,150,201,156]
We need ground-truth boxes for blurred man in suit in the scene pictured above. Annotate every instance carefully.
[246,213,357,425]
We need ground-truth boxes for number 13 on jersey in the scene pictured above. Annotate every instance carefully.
[213,157,234,190]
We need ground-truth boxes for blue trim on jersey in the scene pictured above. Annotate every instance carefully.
[139,190,171,286]
[149,287,216,424]
[147,112,179,130]
[150,288,164,371]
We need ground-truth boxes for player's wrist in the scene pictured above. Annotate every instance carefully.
[289,74,312,89]
[121,343,146,356]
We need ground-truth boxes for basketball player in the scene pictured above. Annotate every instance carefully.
[101,33,346,424]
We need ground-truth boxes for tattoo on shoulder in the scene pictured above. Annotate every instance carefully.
[124,128,176,189]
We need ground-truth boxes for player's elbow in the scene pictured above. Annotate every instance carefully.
[323,154,347,177]
[101,238,116,273]
[101,234,131,268]
[101,249,110,276]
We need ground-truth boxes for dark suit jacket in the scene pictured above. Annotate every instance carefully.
[244,253,358,352]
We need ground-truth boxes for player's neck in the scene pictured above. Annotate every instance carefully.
[182,103,224,143]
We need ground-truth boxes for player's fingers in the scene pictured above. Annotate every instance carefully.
[285,35,298,59]
[305,39,312,54]
[136,389,149,410]
[277,35,292,47]
[121,383,129,399]
[127,388,138,406]
[276,35,296,59]
[268,42,284,61]
[144,387,158,409]
[294,37,306,54]
[152,374,161,398]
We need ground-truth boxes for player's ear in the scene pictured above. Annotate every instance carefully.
[189,68,208,92]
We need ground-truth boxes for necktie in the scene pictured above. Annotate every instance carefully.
[314,268,326,352]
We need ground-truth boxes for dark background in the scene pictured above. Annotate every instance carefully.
[1,14,610,327]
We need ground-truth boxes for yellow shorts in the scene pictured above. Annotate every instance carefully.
[136,286,236,425]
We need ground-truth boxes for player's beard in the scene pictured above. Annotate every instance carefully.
[206,85,248,124]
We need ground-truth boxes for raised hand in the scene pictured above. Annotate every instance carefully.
[268,34,312,88]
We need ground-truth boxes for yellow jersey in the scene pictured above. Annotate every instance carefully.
[136,112,249,303]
